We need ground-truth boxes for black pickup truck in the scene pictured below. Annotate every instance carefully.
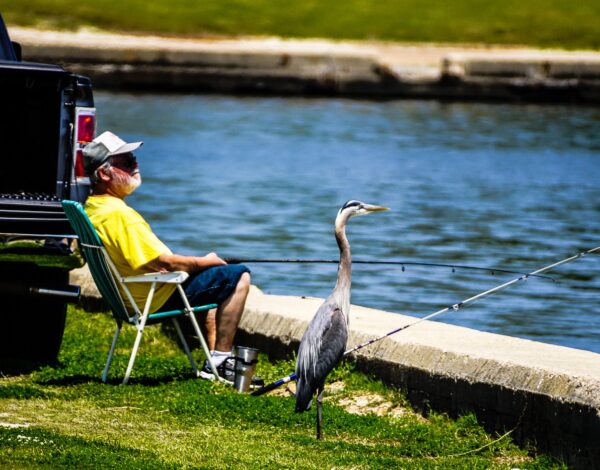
[0,14,96,367]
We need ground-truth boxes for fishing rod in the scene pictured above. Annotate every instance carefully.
[225,258,554,280]
[251,245,600,396]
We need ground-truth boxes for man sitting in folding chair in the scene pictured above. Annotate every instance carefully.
[82,130,251,383]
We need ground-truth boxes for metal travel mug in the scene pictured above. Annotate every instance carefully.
[233,346,259,393]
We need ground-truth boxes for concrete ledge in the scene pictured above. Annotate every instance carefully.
[10,27,382,95]
[9,26,600,103]
[440,51,600,102]
[444,51,600,79]
[71,265,600,467]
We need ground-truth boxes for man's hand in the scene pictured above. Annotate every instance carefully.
[202,252,227,267]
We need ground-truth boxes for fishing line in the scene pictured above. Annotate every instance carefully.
[225,258,553,280]
[251,245,600,397]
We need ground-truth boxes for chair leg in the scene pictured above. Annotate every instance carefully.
[122,283,156,385]
[176,286,222,381]
[103,323,121,383]
[123,326,144,385]
[172,318,199,375]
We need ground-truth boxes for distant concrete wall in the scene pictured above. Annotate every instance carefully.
[442,51,600,103]
[12,28,383,96]
[11,27,600,103]
[71,266,600,468]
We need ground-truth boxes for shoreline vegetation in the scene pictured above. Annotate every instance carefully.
[0,306,563,468]
[2,0,599,51]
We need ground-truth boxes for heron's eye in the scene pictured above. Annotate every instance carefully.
[343,200,361,210]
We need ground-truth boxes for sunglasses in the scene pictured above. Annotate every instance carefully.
[109,153,138,171]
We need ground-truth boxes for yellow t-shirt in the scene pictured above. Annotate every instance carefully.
[84,195,176,313]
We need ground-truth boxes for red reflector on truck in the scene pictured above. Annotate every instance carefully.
[77,114,95,143]
[75,149,86,177]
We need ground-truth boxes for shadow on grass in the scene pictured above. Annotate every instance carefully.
[0,358,61,377]
[32,369,205,387]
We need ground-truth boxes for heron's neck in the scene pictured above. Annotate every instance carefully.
[334,221,351,320]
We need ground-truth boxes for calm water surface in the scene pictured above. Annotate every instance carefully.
[96,92,600,353]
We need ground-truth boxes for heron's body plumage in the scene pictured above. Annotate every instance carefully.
[295,300,348,412]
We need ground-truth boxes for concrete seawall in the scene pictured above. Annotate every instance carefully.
[70,267,600,468]
[10,27,600,103]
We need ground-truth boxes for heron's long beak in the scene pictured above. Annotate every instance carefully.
[364,204,390,213]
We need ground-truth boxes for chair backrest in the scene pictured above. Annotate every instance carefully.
[62,200,132,322]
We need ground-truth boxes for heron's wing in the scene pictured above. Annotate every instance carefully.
[296,300,339,381]
[315,307,348,380]
[295,303,347,412]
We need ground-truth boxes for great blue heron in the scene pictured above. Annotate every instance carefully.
[295,200,389,440]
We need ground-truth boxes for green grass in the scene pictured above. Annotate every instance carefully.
[2,0,600,50]
[0,306,564,469]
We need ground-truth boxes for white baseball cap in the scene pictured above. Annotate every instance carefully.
[83,131,143,175]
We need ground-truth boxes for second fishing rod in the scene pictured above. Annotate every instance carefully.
[224,257,553,280]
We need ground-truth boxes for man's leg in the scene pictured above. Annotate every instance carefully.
[200,309,217,351]
[214,272,251,353]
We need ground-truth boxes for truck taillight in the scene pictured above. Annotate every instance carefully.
[77,114,95,143]
[73,107,96,179]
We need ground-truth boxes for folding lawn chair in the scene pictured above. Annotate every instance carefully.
[62,200,222,384]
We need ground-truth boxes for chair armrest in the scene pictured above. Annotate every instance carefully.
[121,271,189,284]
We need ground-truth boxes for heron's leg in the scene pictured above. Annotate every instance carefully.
[316,386,324,440]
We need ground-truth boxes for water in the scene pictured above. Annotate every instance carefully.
[95,91,600,353]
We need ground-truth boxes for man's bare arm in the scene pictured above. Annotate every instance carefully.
[143,252,227,274]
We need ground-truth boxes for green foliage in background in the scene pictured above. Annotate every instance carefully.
[0,306,565,468]
[2,0,600,49]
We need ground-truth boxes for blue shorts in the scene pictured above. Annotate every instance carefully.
[161,264,250,310]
